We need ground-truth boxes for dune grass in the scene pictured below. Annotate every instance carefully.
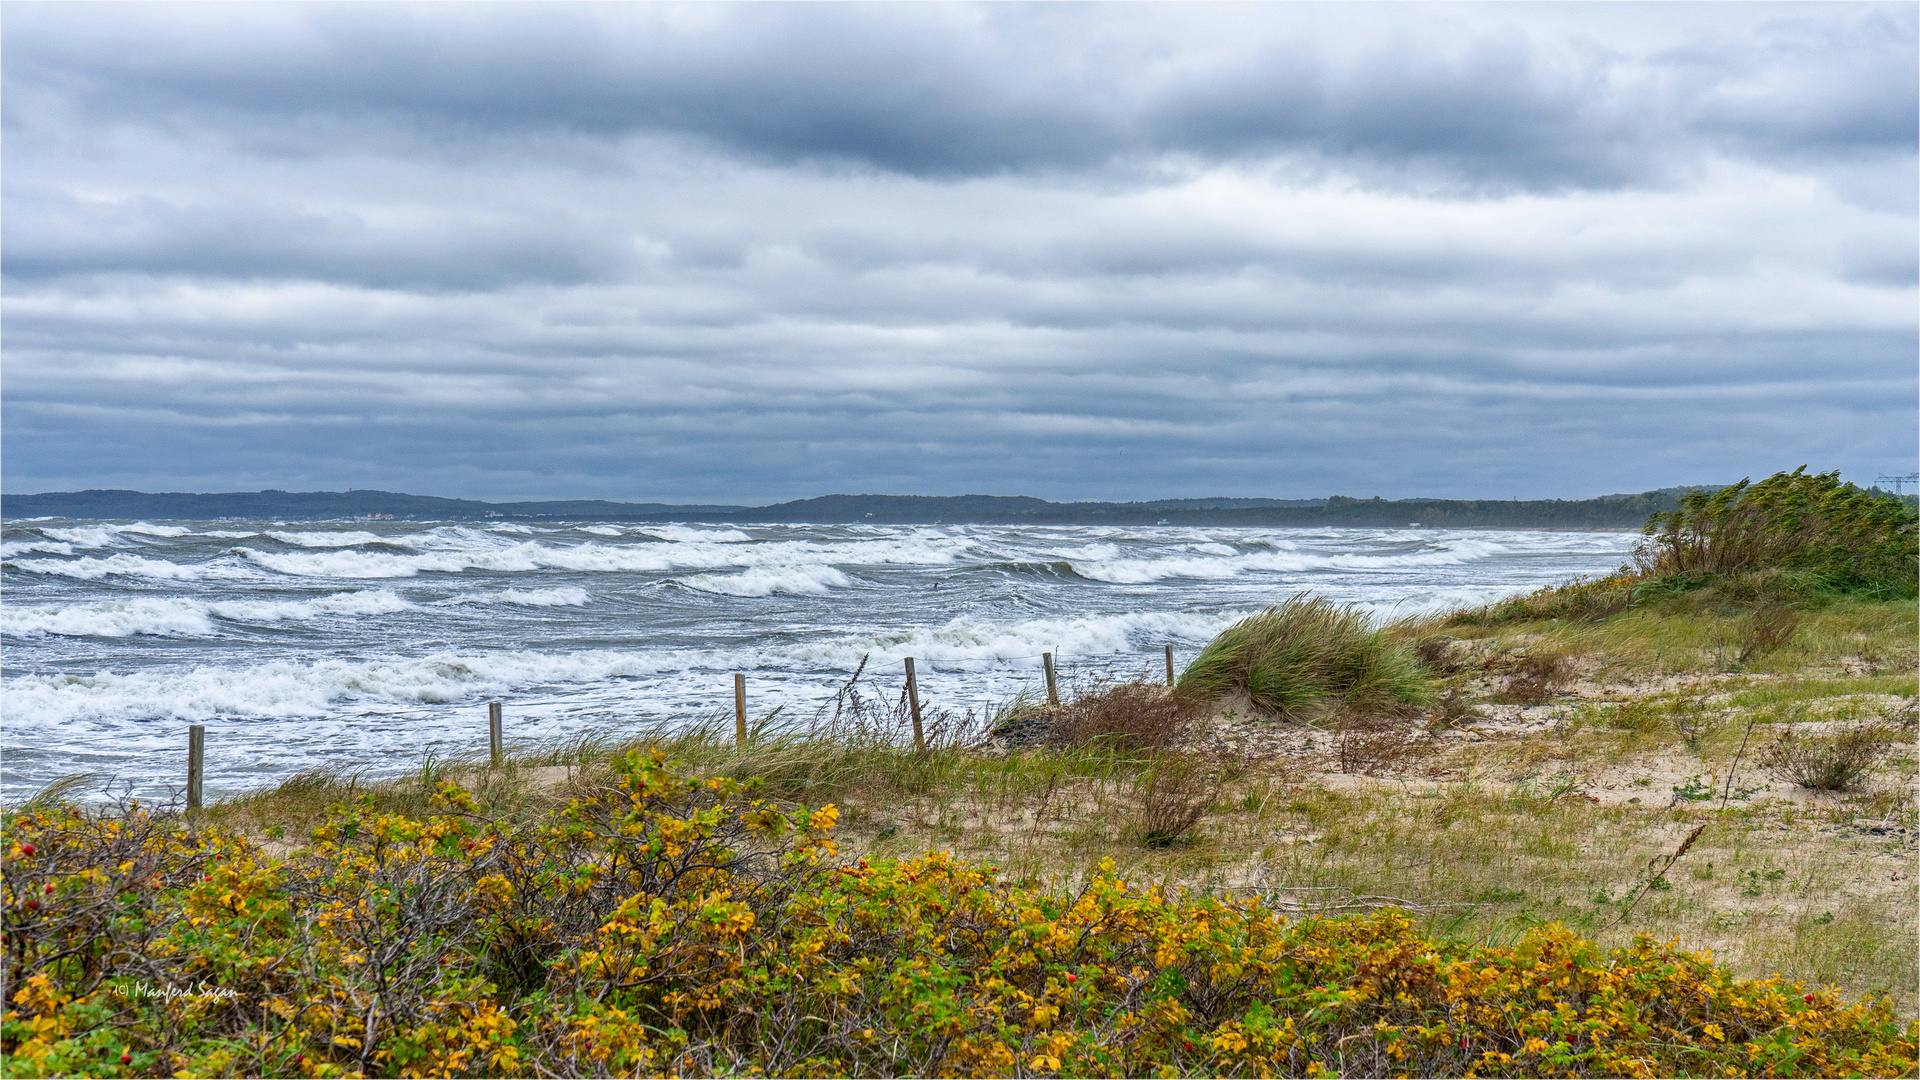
[1175,595,1434,719]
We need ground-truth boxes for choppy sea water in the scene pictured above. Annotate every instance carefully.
[2,519,1637,801]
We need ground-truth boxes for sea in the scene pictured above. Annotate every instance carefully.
[1,519,1638,802]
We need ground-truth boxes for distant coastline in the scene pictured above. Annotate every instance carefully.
[1,486,1720,529]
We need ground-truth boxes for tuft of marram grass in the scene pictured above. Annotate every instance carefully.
[1176,595,1434,720]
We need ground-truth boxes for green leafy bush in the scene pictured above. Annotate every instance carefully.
[1176,596,1433,720]
[1636,467,1918,599]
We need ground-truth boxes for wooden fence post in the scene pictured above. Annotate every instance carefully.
[904,657,926,753]
[187,725,205,813]
[489,701,503,767]
[734,673,748,747]
[1165,644,1176,687]
[1043,652,1059,706]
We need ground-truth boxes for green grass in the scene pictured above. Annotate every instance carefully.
[1722,676,1918,709]
[1433,594,1916,681]
[1177,595,1434,718]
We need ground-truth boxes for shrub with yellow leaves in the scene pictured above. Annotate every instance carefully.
[4,750,1914,1078]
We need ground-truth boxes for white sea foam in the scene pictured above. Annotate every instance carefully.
[1074,555,1250,583]
[5,553,209,581]
[399,526,527,552]
[676,565,852,597]
[237,535,974,579]
[37,526,124,548]
[777,609,1244,670]
[32,522,194,547]
[265,530,389,548]
[1070,537,1512,584]
[579,526,625,536]
[644,525,754,543]
[1048,542,1123,561]
[442,587,592,607]
[211,590,417,622]
[1,541,74,557]
[3,650,680,724]
[2,590,416,638]
[4,598,219,638]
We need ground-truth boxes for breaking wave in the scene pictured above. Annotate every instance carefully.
[2,591,416,638]
[643,526,754,544]
[1,541,75,557]
[236,535,974,579]
[264,530,390,548]
[675,565,853,597]
[440,587,592,607]
[1070,537,1511,584]
[5,553,220,581]
[33,522,190,547]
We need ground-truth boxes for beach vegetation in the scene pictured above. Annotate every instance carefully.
[1759,720,1904,793]
[1449,470,1918,634]
[1046,682,1206,753]
[1175,596,1434,719]
[6,747,1916,1079]
[1635,467,1918,601]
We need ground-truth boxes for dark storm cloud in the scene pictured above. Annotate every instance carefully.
[7,4,1913,187]
[2,3,1914,502]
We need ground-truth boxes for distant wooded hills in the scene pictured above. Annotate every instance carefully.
[3,487,1719,528]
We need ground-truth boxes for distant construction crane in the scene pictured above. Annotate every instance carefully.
[1874,473,1919,497]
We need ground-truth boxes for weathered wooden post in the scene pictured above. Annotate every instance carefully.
[734,673,748,747]
[1165,644,1176,687]
[1043,652,1059,706]
[488,701,503,767]
[904,657,926,753]
[187,725,205,813]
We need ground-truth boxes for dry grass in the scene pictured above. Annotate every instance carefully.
[1137,754,1216,847]
[1497,650,1577,704]
[1739,604,1804,666]
[1760,721,1903,792]
[1333,712,1428,775]
[1047,681,1206,753]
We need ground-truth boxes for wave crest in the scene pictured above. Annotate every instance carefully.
[675,565,852,596]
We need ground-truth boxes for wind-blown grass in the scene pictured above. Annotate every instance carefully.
[1449,468,1918,631]
[1176,596,1434,719]
[1636,467,1918,600]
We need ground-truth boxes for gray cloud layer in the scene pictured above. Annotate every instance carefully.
[4,2,1914,502]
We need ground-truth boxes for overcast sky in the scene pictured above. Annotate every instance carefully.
[4,2,1914,503]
